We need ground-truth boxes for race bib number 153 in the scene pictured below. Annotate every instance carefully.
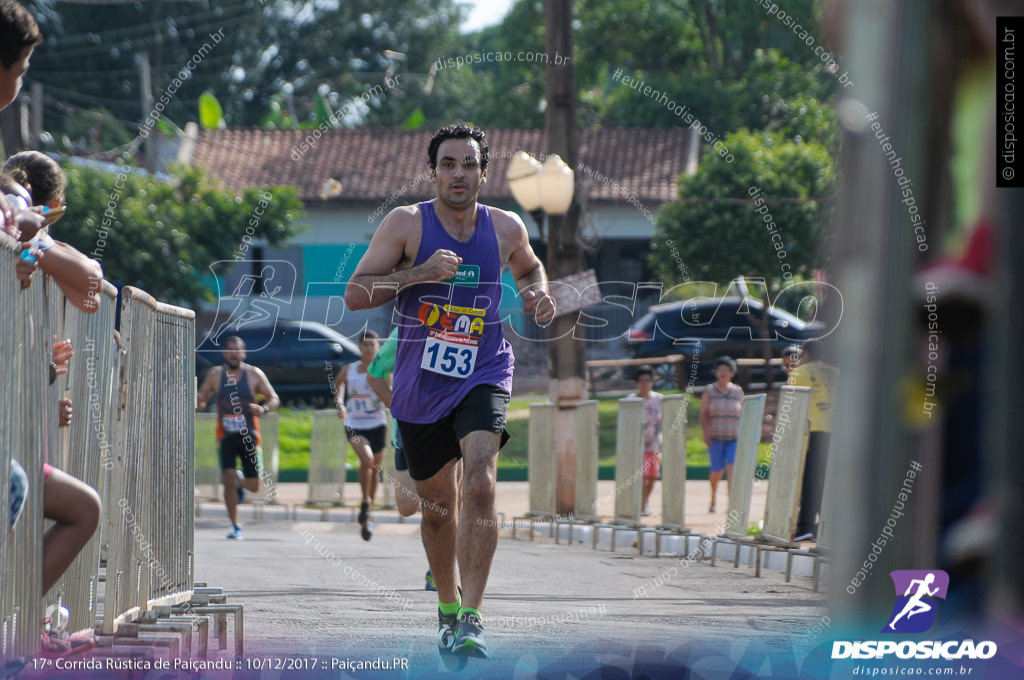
[421,331,477,378]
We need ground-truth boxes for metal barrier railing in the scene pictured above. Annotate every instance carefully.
[1,238,49,657]
[101,286,156,633]
[146,299,195,609]
[0,242,10,656]
[101,287,195,634]
[51,280,119,635]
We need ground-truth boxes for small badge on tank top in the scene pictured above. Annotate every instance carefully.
[443,264,480,287]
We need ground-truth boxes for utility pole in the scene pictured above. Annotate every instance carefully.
[139,52,157,172]
[31,83,43,149]
[544,0,585,514]
[0,101,25,157]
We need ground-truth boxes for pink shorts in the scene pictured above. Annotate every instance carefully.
[44,463,54,479]
[643,451,661,479]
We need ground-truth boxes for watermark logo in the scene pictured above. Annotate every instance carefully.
[882,570,948,634]
[832,570,996,661]
[197,260,298,352]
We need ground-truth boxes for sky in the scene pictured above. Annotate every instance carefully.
[462,0,517,33]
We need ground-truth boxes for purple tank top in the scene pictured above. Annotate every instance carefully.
[390,201,514,423]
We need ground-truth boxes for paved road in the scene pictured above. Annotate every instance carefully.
[194,515,827,678]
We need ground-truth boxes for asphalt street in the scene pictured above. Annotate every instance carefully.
[193,514,828,678]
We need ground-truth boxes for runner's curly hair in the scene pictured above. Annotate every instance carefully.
[427,123,488,172]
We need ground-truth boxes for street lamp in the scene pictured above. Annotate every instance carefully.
[507,150,575,246]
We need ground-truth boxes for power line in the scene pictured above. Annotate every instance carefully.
[38,0,251,49]
[29,53,237,79]
[34,15,243,60]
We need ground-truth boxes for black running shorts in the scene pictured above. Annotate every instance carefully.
[219,433,261,479]
[348,424,388,453]
[396,384,511,481]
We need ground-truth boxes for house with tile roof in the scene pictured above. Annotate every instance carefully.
[179,126,699,349]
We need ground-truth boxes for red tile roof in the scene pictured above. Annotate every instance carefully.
[189,127,693,206]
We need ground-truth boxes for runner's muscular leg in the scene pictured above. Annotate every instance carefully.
[222,467,240,525]
[457,430,500,611]
[368,449,385,503]
[351,436,375,502]
[414,458,460,604]
[393,468,421,517]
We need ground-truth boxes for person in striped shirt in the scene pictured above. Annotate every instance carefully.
[700,357,744,513]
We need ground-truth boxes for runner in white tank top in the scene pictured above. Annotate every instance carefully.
[334,330,390,541]
[344,361,387,430]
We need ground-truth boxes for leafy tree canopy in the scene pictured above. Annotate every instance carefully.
[650,129,835,290]
[57,162,305,307]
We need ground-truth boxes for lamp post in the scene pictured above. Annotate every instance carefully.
[507,151,576,245]
[505,0,584,515]
[508,150,584,515]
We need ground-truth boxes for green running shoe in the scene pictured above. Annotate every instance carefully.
[436,608,458,654]
[452,611,488,658]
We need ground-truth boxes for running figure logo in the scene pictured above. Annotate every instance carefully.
[882,570,949,634]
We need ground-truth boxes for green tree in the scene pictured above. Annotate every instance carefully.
[575,0,838,145]
[650,129,835,290]
[57,162,305,307]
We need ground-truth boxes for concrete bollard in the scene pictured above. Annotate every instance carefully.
[761,386,813,544]
[614,398,644,522]
[528,403,557,516]
[725,394,768,537]
[253,413,280,504]
[309,410,348,506]
[659,395,688,528]
[574,400,599,520]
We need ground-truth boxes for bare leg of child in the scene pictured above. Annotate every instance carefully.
[42,468,101,595]
[641,476,656,513]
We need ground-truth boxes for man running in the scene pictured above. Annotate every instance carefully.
[197,336,280,539]
[345,124,555,658]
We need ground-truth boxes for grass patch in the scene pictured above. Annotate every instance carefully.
[275,393,774,473]
[277,407,361,472]
[277,407,312,471]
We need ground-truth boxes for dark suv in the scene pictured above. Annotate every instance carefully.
[196,320,361,405]
[627,297,824,383]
